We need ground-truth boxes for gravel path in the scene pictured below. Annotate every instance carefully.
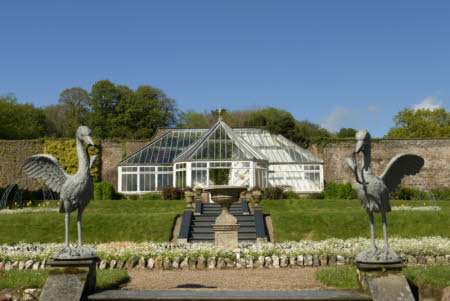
[123,268,331,291]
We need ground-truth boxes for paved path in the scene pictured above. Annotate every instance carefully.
[123,268,329,291]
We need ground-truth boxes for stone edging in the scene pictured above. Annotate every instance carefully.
[3,254,448,271]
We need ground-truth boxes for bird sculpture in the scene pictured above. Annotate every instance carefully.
[346,129,424,263]
[21,126,98,259]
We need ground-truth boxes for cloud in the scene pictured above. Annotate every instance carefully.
[367,105,378,112]
[413,96,442,111]
[320,106,357,132]
[321,104,381,133]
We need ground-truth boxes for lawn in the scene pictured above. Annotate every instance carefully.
[0,199,185,244]
[262,199,450,241]
[0,269,129,290]
[315,264,450,289]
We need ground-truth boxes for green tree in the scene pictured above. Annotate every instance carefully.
[0,94,47,139]
[337,128,357,138]
[88,80,122,138]
[58,87,90,137]
[386,108,450,138]
[43,104,66,137]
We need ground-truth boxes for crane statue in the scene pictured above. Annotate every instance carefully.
[21,126,98,259]
[346,129,424,263]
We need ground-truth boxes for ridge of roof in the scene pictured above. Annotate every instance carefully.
[173,120,267,162]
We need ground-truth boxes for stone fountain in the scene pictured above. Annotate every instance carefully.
[204,185,247,249]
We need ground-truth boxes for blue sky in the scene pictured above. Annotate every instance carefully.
[1,1,449,137]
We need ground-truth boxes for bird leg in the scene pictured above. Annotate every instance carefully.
[65,212,70,248]
[77,210,83,247]
[381,211,389,259]
[367,210,377,252]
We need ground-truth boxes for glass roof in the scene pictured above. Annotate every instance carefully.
[119,122,323,165]
[119,129,206,165]
[234,128,323,163]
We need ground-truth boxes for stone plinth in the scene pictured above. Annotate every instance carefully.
[356,262,414,301]
[213,224,240,249]
[39,258,99,301]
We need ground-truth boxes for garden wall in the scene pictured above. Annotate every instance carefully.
[0,137,448,191]
[308,138,450,190]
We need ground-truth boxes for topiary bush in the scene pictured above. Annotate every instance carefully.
[94,181,120,200]
[324,181,338,199]
[391,187,428,200]
[142,193,163,200]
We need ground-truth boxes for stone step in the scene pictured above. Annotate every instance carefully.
[89,290,372,301]
[190,227,256,233]
[189,233,257,240]
[192,221,256,227]
[193,215,254,221]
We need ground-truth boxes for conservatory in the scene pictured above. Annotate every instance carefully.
[117,118,324,194]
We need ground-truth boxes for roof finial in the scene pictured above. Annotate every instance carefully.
[218,105,223,121]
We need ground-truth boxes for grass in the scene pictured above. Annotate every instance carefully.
[315,266,358,289]
[0,269,129,290]
[314,264,450,289]
[402,264,450,288]
[0,199,185,244]
[262,199,450,241]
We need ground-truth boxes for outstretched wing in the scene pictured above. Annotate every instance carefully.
[21,154,69,193]
[380,153,424,193]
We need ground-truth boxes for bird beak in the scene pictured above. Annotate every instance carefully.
[83,136,96,148]
[355,140,364,154]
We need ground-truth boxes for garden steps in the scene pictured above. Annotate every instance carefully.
[187,202,261,243]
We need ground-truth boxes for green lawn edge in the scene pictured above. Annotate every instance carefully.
[0,269,129,291]
[314,264,450,289]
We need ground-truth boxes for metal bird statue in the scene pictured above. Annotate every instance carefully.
[21,126,98,259]
[346,129,424,263]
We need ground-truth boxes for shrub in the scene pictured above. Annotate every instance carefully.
[142,193,163,200]
[263,186,286,200]
[285,190,300,199]
[391,187,428,200]
[325,181,356,200]
[161,186,184,200]
[128,195,140,200]
[94,181,120,200]
[324,181,338,199]
[431,189,450,201]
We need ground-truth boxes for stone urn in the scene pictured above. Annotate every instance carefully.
[204,186,246,224]
[204,186,246,249]
[184,191,195,209]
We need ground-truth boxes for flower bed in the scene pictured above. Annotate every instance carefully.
[392,206,441,212]
[1,237,449,264]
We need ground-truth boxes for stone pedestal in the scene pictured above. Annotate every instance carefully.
[213,224,240,249]
[356,262,414,301]
[39,258,99,301]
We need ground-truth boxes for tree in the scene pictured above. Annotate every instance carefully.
[337,128,357,138]
[386,108,450,138]
[88,80,122,138]
[43,104,66,137]
[0,94,47,139]
[88,80,179,139]
[58,87,90,137]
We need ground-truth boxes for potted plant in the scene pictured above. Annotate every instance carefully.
[185,191,195,209]
[250,186,263,208]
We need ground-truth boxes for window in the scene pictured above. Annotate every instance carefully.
[122,174,137,192]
